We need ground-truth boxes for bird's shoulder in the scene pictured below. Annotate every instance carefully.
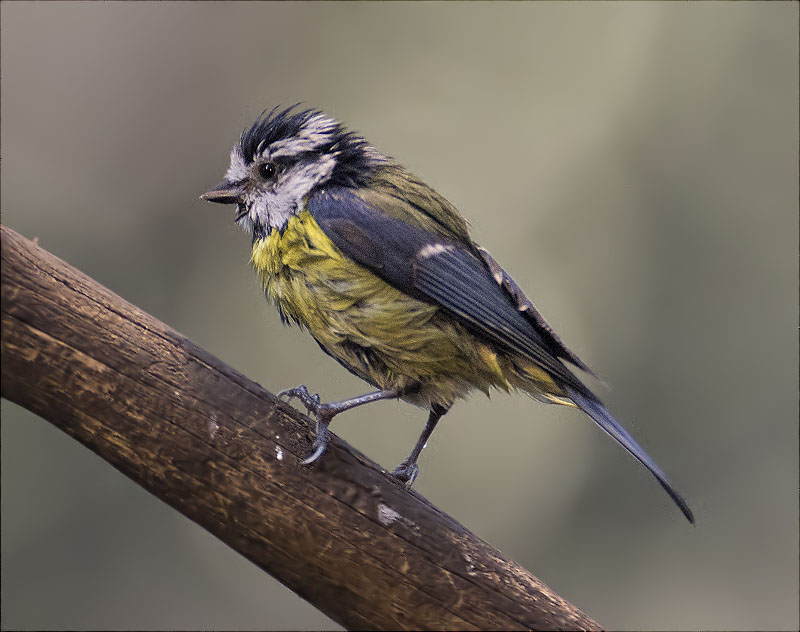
[355,163,472,243]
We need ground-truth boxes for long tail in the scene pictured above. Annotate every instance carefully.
[564,385,695,524]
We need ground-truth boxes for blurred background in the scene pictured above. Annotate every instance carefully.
[1,2,797,630]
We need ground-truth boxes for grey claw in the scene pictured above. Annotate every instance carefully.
[302,422,329,466]
[391,462,420,488]
[277,387,303,404]
[302,441,327,466]
[278,385,331,465]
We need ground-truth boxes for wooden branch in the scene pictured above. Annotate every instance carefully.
[0,224,600,631]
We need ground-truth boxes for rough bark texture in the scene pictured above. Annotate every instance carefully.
[1,224,601,631]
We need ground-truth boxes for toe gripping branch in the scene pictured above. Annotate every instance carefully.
[277,385,331,465]
[277,385,401,466]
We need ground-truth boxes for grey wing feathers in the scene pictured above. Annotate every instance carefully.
[309,187,588,391]
[474,246,600,379]
[412,246,588,390]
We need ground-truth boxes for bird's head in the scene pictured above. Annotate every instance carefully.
[202,106,386,238]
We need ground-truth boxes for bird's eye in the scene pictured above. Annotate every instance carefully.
[259,162,277,180]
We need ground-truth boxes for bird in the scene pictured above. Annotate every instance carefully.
[202,105,694,524]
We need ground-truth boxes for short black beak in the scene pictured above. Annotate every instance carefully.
[201,181,244,205]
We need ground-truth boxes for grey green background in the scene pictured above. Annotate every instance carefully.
[1,2,797,630]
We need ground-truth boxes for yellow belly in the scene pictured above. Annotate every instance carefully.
[251,210,560,407]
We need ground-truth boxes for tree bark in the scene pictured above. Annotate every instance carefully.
[1,224,600,631]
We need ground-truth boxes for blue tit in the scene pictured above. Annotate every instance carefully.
[202,106,694,524]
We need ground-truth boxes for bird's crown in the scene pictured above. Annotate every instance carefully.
[236,106,386,188]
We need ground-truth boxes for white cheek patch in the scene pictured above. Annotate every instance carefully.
[288,154,337,190]
[247,154,337,231]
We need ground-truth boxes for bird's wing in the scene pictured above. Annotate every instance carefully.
[352,183,598,377]
[309,186,587,392]
[309,186,695,524]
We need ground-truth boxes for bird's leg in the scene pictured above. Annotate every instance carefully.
[278,386,400,465]
[392,404,448,487]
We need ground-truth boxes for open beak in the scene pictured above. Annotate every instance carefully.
[201,181,245,205]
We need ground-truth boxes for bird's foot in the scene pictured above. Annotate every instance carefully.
[278,385,320,414]
[391,461,420,488]
[277,385,334,465]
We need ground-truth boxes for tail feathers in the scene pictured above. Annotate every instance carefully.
[565,386,695,525]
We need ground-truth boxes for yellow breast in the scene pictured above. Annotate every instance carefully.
[251,210,429,337]
[250,209,559,406]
